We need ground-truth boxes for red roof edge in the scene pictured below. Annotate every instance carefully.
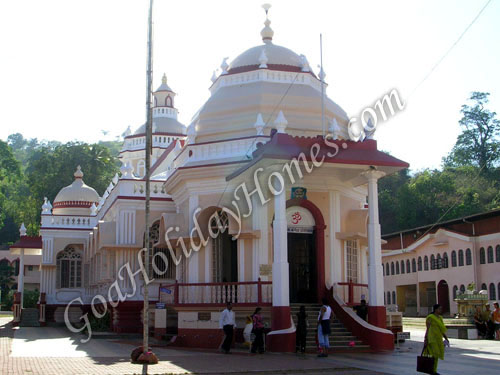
[10,236,42,250]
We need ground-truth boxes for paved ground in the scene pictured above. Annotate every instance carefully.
[325,327,500,375]
[2,316,499,375]
[1,317,385,375]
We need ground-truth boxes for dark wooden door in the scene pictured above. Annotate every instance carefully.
[288,232,316,303]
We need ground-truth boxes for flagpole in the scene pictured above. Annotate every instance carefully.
[320,33,325,138]
[143,0,154,373]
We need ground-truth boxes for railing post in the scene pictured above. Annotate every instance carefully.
[257,278,262,305]
[348,279,354,306]
[174,280,179,305]
[39,292,46,326]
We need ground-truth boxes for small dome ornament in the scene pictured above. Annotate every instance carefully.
[258,49,268,68]
[220,57,229,75]
[274,110,288,134]
[74,165,84,179]
[211,70,218,83]
[19,223,27,237]
[42,197,53,214]
[329,117,341,140]
[120,161,134,179]
[112,173,119,185]
[300,55,310,72]
[162,73,167,85]
[254,113,265,135]
[261,4,274,44]
[122,125,132,137]
[90,202,98,216]
[106,182,114,194]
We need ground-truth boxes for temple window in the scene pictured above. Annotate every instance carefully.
[143,222,175,280]
[345,240,358,283]
[56,246,82,288]
[137,160,146,178]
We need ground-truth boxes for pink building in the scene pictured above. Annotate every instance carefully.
[382,209,500,316]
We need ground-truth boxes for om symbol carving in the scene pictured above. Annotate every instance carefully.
[291,212,302,225]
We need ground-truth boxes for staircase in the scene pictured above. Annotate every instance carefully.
[20,308,40,327]
[290,303,369,352]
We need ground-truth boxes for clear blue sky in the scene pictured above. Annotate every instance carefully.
[1,0,499,171]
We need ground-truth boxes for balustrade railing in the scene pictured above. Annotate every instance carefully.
[334,280,369,306]
[159,279,272,306]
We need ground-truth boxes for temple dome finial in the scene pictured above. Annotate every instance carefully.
[162,73,167,85]
[261,4,274,44]
[74,165,83,179]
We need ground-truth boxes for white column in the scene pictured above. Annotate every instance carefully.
[252,193,269,281]
[272,189,289,307]
[238,239,245,281]
[188,194,199,282]
[362,170,386,306]
[18,248,25,308]
[328,191,342,287]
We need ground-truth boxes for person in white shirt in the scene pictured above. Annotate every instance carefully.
[317,298,332,357]
[219,302,236,353]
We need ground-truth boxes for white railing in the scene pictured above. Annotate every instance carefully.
[159,280,272,306]
[173,136,268,170]
[210,69,323,95]
[41,215,97,229]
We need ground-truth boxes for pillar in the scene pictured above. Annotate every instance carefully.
[362,169,386,328]
[328,191,342,288]
[268,188,294,352]
[187,194,199,283]
[17,248,25,309]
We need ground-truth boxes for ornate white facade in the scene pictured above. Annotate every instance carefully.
[38,10,408,351]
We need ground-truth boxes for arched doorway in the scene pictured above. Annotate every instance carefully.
[286,198,326,303]
[437,280,450,315]
[211,211,238,283]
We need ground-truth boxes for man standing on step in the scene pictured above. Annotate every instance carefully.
[219,302,236,354]
[317,298,331,357]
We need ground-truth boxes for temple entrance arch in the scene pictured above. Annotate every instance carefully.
[211,211,238,283]
[286,198,326,303]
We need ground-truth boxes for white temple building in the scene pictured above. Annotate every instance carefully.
[36,10,408,352]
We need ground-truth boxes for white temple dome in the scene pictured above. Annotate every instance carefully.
[228,44,303,72]
[53,166,100,215]
[133,118,186,136]
[191,9,349,143]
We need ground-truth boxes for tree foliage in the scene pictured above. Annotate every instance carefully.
[0,134,119,243]
[443,92,500,171]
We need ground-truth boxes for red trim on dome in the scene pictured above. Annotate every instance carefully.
[227,64,317,78]
[53,201,95,209]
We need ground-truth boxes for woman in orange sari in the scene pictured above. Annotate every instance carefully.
[424,304,449,375]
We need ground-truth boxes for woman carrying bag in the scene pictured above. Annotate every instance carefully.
[419,304,449,375]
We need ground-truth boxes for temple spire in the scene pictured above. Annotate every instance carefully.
[261,4,274,44]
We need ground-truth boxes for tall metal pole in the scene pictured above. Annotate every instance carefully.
[143,0,154,374]
[320,33,325,138]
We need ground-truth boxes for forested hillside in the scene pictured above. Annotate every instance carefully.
[0,92,498,244]
[0,134,120,244]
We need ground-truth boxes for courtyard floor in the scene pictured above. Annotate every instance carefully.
[1,316,499,375]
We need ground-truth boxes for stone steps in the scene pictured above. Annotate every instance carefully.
[20,308,40,327]
[290,303,369,351]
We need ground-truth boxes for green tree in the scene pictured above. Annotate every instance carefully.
[444,92,500,172]
[0,141,22,233]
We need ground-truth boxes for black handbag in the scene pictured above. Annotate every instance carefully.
[416,345,435,374]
